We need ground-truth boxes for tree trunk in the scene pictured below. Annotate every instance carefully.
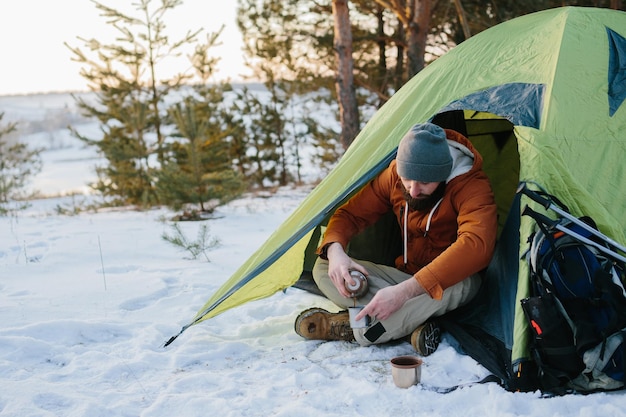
[453,0,471,40]
[332,0,360,149]
[376,5,387,74]
[395,19,405,86]
[407,0,431,78]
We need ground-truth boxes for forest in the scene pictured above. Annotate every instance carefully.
[1,0,624,215]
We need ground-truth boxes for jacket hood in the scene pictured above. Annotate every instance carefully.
[443,129,483,184]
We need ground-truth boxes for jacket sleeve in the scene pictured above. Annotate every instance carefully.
[414,174,498,300]
[317,167,395,254]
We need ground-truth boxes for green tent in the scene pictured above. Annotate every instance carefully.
[166,6,626,391]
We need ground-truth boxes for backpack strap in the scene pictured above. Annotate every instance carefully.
[523,205,560,293]
[422,374,503,394]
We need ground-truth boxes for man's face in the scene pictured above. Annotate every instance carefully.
[400,178,440,199]
[400,178,445,211]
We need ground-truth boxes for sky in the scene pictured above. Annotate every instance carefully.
[0,0,248,96]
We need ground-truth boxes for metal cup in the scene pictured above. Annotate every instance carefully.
[390,355,422,388]
[348,306,370,329]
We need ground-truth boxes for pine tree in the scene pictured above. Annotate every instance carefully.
[155,35,246,212]
[157,96,245,212]
[66,0,202,206]
[228,77,337,188]
[0,113,42,214]
[229,85,283,188]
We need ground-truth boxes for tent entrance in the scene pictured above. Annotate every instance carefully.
[433,109,526,389]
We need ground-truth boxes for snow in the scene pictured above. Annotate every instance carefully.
[2,94,626,416]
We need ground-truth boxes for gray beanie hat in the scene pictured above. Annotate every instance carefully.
[396,123,452,182]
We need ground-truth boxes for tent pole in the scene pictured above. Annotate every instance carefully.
[517,182,626,255]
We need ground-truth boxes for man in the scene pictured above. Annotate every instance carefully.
[294,122,498,356]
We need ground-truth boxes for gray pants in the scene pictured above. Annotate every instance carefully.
[312,257,481,346]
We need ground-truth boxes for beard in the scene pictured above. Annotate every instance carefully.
[402,182,447,212]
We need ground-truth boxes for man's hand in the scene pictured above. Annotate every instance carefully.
[326,242,369,298]
[356,277,425,322]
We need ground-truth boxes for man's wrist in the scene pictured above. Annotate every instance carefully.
[400,276,425,300]
[320,242,340,260]
[326,242,344,259]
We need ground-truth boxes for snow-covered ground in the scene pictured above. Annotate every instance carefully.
[1,93,625,416]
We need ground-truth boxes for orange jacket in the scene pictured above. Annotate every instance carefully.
[318,129,498,300]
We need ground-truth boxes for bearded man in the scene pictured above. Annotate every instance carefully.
[295,122,498,356]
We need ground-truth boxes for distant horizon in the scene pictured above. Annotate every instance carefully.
[0,81,267,100]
